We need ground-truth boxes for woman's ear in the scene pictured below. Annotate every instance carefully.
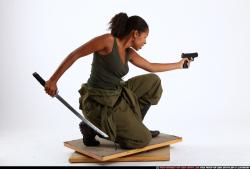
[132,30,140,38]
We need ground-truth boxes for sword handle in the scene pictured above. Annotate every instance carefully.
[33,72,45,87]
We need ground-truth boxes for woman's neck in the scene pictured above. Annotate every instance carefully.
[117,35,133,49]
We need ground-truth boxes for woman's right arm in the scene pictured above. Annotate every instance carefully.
[45,34,109,97]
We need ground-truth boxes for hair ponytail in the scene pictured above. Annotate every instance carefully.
[109,12,148,38]
[108,12,129,38]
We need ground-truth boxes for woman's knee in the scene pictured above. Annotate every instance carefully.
[146,73,161,85]
[148,73,162,91]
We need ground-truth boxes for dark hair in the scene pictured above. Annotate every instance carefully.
[108,12,148,38]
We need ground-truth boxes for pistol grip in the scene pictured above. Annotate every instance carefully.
[183,60,188,68]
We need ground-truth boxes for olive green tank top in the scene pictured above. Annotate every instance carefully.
[87,37,130,90]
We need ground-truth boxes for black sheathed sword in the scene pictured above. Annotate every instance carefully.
[32,72,108,138]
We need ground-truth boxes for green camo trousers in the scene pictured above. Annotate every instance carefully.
[110,73,163,149]
[79,73,163,149]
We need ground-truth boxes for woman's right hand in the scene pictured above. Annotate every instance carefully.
[45,79,58,97]
[178,58,191,69]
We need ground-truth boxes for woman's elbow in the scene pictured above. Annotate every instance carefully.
[146,63,157,73]
[146,68,156,73]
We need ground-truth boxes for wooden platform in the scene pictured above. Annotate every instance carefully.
[69,146,170,163]
[64,133,182,162]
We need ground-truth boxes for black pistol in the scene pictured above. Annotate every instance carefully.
[181,52,198,68]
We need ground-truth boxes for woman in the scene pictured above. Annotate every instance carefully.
[45,12,191,149]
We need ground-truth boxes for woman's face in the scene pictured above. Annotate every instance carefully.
[132,29,149,50]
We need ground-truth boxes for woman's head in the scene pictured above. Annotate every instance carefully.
[108,12,149,50]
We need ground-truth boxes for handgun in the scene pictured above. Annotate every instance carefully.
[181,52,198,68]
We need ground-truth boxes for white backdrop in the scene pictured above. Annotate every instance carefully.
[1,0,250,166]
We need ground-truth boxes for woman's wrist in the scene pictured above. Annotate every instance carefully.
[49,76,59,83]
[176,61,183,69]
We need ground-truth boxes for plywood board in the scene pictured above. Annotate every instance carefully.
[64,133,182,161]
[69,146,170,163]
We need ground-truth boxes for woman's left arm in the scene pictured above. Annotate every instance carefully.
[128,48,190,72]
